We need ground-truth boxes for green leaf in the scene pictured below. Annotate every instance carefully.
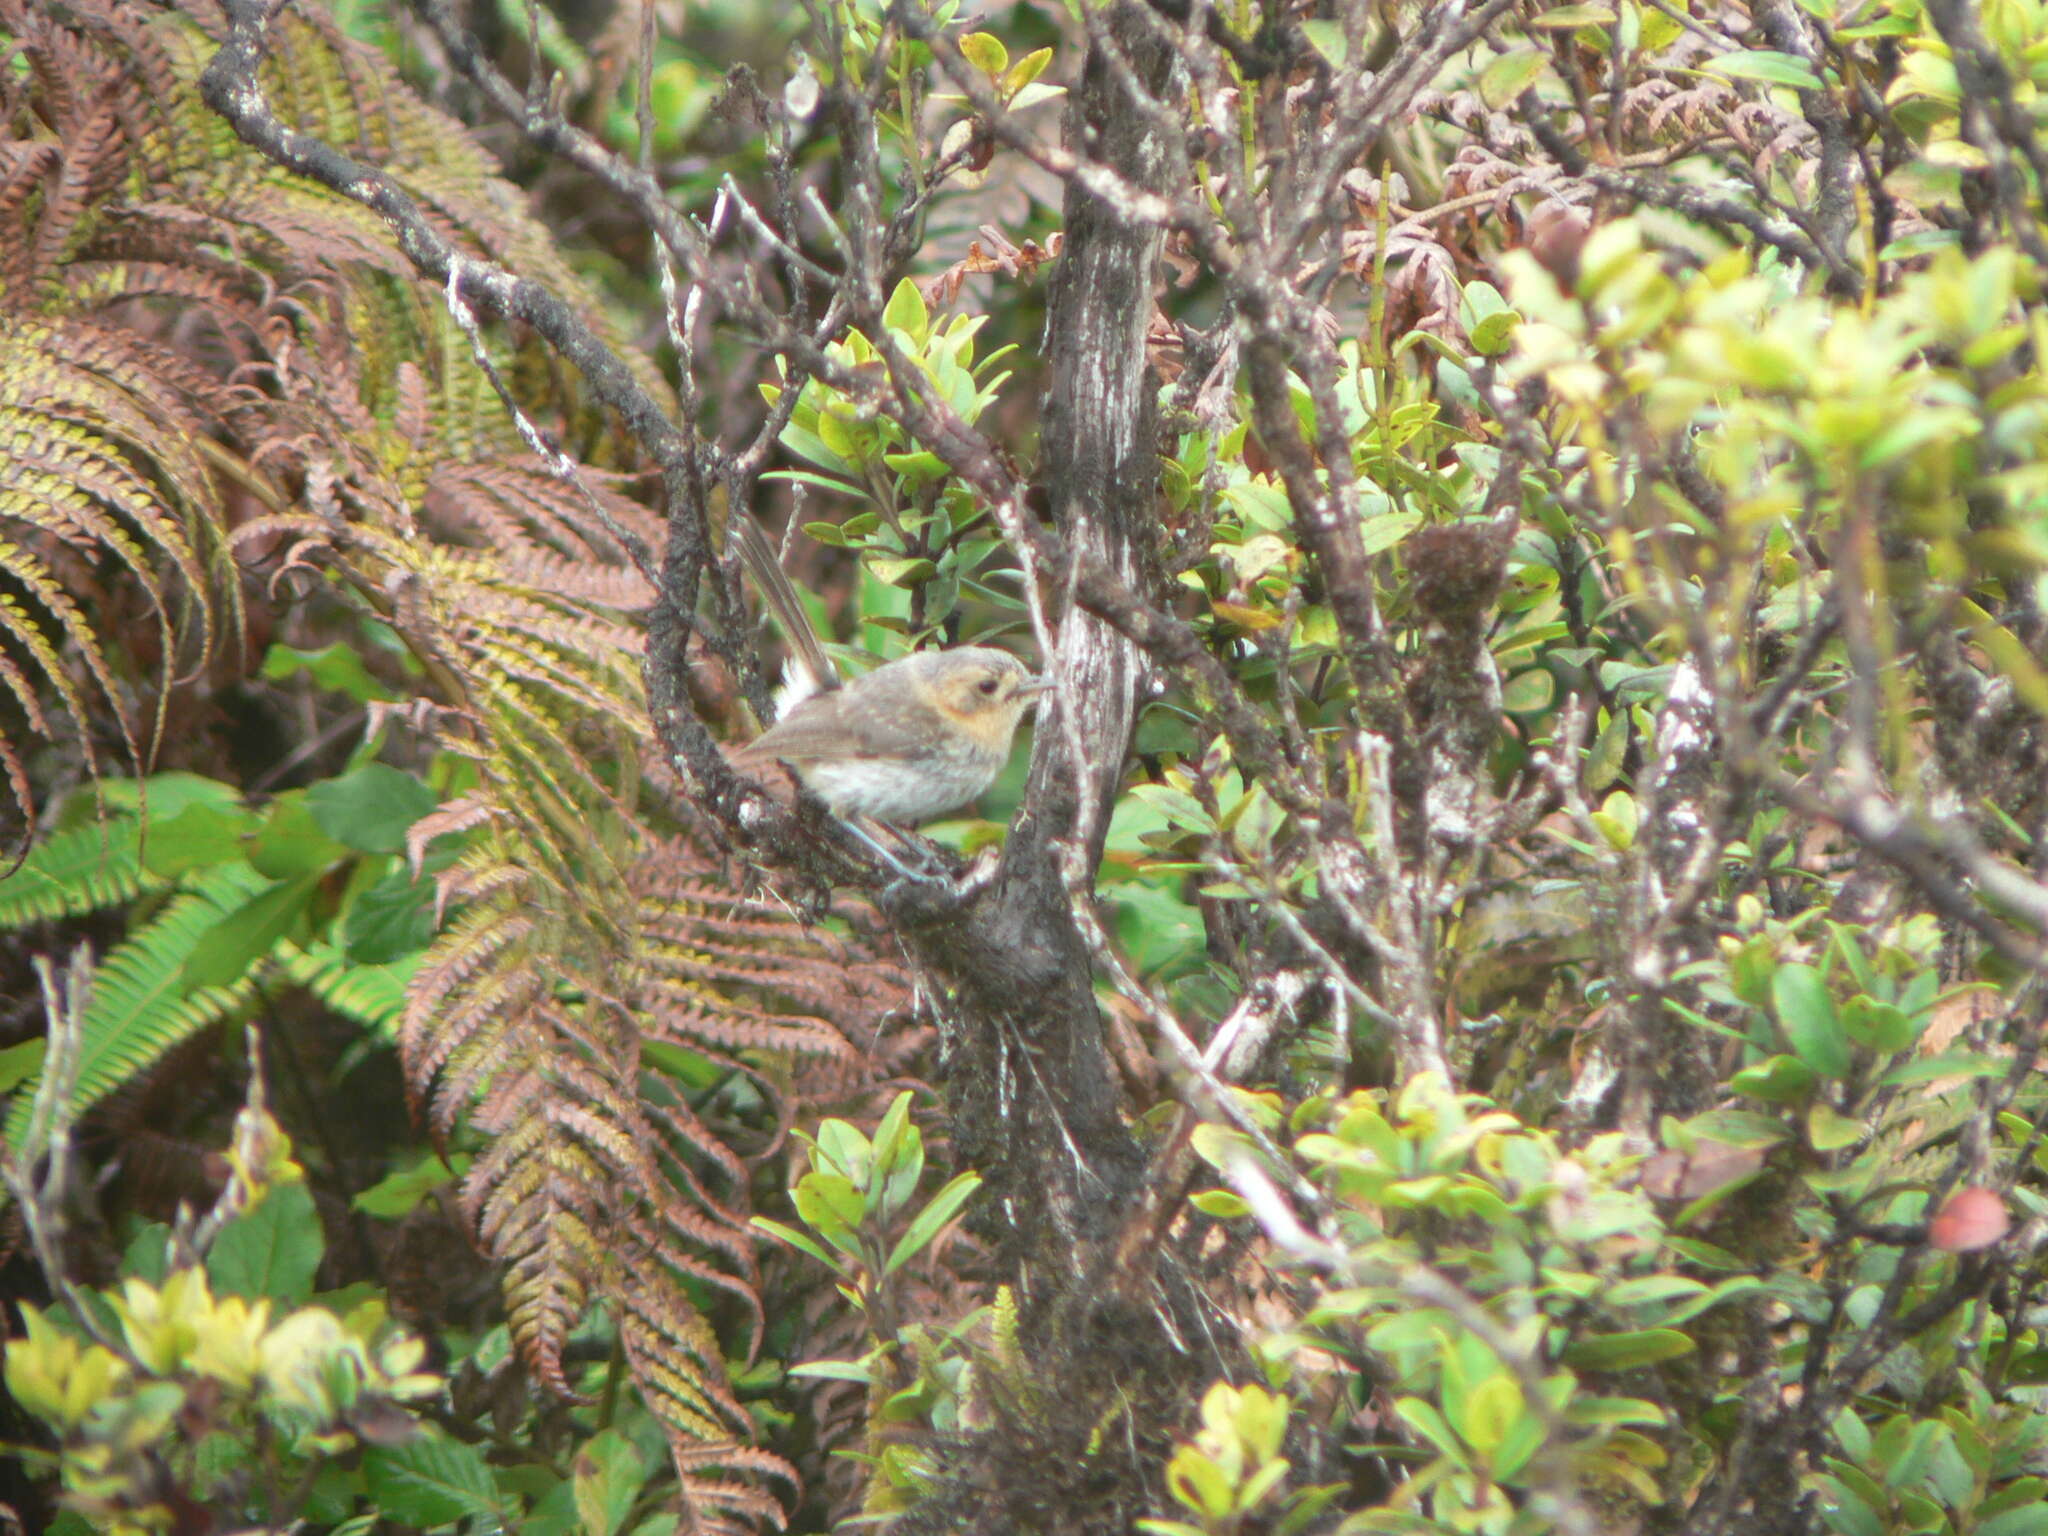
[343,864,438,965]
[573,1429,647,1536]
[1807,1102,1866,1152]
[1981,1504,2048,1536]
[1167,1445,1239,1519]
[777,419,854,476]
[1393,1397,1468,1464]
[1007,80,1066,110]
[883,450,949,484]
[260,642,397,704]
[1190,1188,1251,1219]
[1478,48,1547,107]
[364,1431,500,1527]
[1773,963,1851,1078]
[1811,1473,1885,1536]
[811,1118,874,1185]
[208,1182,324,1304]
[1584,708,1630,793]
[885,1171,981,1273]
[788,1358,876,1382]
[1470,307,1521,355]
[1189,1121,1251,1171]
[1684,1108,1791,1148]
[957,30,1008,75]
[140,802,256,879]
[1502,668,1555,712]
[1299,18,1349,66]
[1560,1329,1695,1369]
[751,1216,844,1272]
[1592,790,1639,850]
[1638,8,1684,49]
[793,1173,867,1257]
[123,1221,172,1284]
[867,556,936,587]
[1880,1052,2008,1087]
[871,1093,926,1221]
[0,1037,46,1096]
[247,793,351,879]
[641,1040,724,1090]
[882,278,930,343]
[181,871,322,991]
[306,764,438,855]
[1604,1275,1708,1310]
[353,1154,463,1219]
[1359,510,1422,555]
[1730,1053,1817,1104]
[1703,50,1823,90]
[1001,46,1054,97]
[1457,1373,1523,1456]
[1565,1396,1667,1427]
[1839,995,1918,1054]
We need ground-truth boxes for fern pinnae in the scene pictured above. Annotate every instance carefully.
[0,814,157,927]
[0,585,107,787]
[0,636,55,741]
[402,900,532,1046]
[494,549,655,611]
[1,860,269,1149]
[275,937,414,1036]
[470,630,640,722]
[26,101,118,281]
[643,985,858,1060]
[403,936,535,1114]
[4,553,141,756]
[611,1237,769,1422]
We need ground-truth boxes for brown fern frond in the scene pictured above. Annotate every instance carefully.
[0,8,929,1526]
[426,460,661,572]
[221,187,420,278]
[612,1241,800,1532]
[0,142,62,294]
[495,549,657,610]
[468,1108,600,1399]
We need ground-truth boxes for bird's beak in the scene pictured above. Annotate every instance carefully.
[1016,675,1054,697]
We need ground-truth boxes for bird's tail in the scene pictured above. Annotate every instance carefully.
[731,515,838,702]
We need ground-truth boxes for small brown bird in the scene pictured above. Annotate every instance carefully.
[733,647,1049,825]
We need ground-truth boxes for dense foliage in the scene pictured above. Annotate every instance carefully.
[5,0,2048,1534]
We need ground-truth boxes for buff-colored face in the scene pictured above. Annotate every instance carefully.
[928,653,1048,727]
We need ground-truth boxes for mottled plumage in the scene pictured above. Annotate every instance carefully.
[733,647,1048,824]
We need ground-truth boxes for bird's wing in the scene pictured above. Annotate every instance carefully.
[734,687,929,765]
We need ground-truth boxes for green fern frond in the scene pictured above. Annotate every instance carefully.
[2,860,270,1149]
[0,817,157,927]
[0,773,244,926]
[275,938,418,1036]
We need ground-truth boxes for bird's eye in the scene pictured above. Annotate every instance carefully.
[976,677,1000,696]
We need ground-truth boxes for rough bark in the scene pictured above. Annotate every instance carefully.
[882,8,1221,1531]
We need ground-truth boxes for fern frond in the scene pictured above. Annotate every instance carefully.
[467,1087,603,1398]
[0,815,156,926]
[275,938,417,1036]
[0,10,917,1525]
[612,1244,800,1534]
[2,860,269,1148]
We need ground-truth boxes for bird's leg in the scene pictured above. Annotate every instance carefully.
[836,815,946,883]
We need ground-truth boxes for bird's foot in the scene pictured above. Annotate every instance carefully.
[840,817,953,884]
